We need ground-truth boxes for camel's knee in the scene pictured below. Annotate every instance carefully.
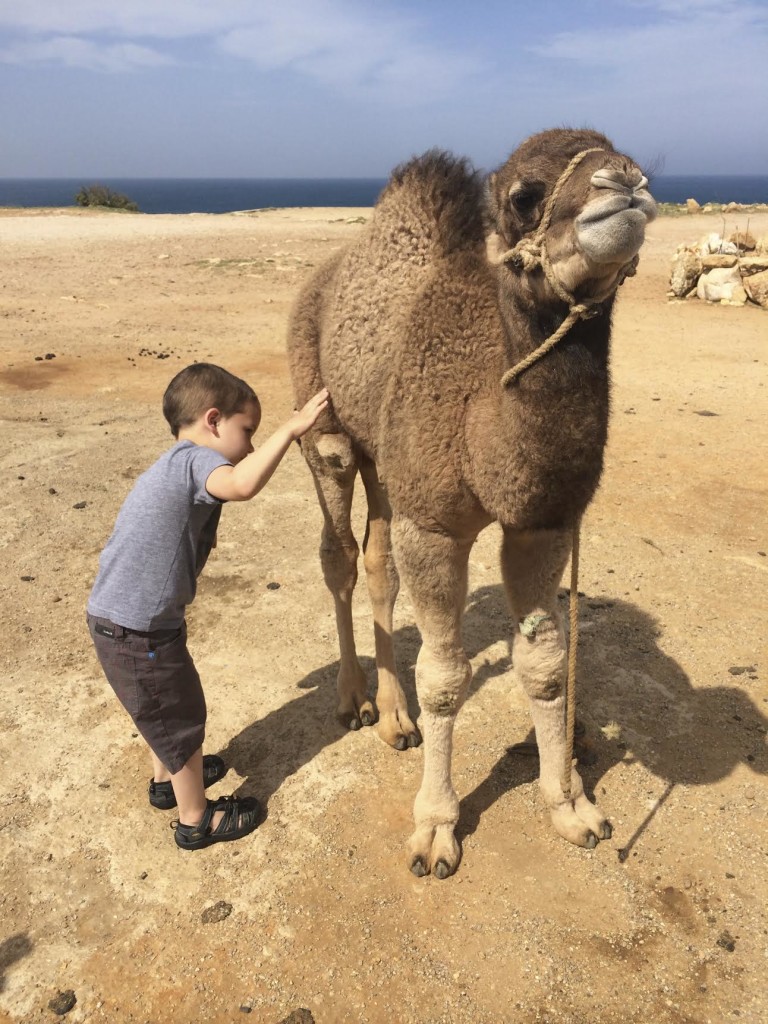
[315,433,357,480]
[363,543,399,602]
[416,647,472,716]
[513,616,566,700]
[320,533,359,594]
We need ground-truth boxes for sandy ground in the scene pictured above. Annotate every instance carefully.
[0,201,766,1024]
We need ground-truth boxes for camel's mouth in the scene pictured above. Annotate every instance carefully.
[575,183,657,267]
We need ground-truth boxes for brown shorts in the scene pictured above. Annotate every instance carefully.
[87,613,206,774]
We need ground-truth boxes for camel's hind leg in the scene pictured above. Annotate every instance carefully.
[358,456,421,751]
[303,431,375,731]
[501,528,611,848]
[392,518,474,878]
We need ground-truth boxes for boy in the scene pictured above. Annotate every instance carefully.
[87,363,328,850]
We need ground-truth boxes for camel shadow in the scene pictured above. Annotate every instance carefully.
[457,586,768,852]
[220,583,766,858]
[0,933,33,994]
[218,584,514,806]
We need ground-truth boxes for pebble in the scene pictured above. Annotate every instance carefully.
[278,1011,315,1024]
[72,501,87,509]
[717,930,736,952]
[266,582,281,590]
[201,901,233,924]
[48,990,76,1015]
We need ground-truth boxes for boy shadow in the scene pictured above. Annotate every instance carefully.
[0,933,33,993]
[220,583,767,857]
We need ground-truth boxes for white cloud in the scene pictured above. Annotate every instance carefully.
[0,0,484,100]
[0,35,174,72]
[217,6,483,101]
[0,1,251,38]
[531,0,768,71]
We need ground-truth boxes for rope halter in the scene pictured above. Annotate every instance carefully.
[497,147,640,389]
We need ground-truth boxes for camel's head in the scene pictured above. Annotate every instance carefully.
[487,128,657,303]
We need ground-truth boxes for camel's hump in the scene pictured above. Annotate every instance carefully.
[376,149,487,255]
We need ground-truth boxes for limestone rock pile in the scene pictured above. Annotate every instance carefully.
[669,229,768,308]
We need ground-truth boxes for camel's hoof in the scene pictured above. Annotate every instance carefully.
[360,710,375,727]
[585,831,597,850]
[599,821,613,841]
[434,860,452,880]
[410,856,428,878]
[347,716,361,731]
[394,735,408,751]
[407,729,422,748]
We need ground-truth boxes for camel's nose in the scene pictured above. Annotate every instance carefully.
[591,168,648,196]
[589,167,657,219]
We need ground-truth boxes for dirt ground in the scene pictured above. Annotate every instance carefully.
[0,201,766,1024]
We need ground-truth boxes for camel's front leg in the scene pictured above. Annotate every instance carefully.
[393,519,474,878]
[502,528,611,848]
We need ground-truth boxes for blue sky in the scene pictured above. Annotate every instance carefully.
[1,0,766,178]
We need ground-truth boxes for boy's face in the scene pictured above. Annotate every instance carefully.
[215,400,261,464]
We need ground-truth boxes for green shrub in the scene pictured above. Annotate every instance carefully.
[74,184,139,212]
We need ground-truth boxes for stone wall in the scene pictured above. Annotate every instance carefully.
[669,227,768,308]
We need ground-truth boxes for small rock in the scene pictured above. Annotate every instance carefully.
[239,1007,252,1015]
[201,900,232,924]
[716,930,736,952]
[49,487,57,495]
[72,501,87,509]
[728,665,755,676]
[48,990,77,1015]
[20,575,35,582]
[45,353,57,360]
[693,410,718,417]
[278,1011,316,1024]
[266,581,281,590]
[139,871,148,880]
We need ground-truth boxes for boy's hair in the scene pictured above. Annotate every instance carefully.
[163,363,258,437]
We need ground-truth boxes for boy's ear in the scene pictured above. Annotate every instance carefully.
[204,408,221,433]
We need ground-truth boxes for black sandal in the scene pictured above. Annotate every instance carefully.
[172,796,262,850]
[148,754,227,810]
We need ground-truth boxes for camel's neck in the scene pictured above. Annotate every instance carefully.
[497,269,615,389]
[464,270,615,530]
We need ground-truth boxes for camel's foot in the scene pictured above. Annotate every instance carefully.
[549,793,612,848]
[337,666,377,731]
[337,696,377,731]
[407,823,460,879]
[378,705,422,751]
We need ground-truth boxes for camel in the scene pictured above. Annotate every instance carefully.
[287,127,657,878]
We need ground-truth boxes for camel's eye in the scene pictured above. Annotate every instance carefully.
[508,181,544,216]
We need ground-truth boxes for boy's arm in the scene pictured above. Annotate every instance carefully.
[206,389,328,502]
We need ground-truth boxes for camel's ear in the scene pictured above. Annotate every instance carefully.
[486,171,518,244]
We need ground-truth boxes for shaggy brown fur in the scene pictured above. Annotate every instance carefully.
[287,127,656,877]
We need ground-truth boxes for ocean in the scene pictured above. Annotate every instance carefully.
[0,175,766,215]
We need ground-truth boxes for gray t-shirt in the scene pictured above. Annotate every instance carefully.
[88,440,231,630]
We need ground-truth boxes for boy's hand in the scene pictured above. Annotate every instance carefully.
[288,388,330,439]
